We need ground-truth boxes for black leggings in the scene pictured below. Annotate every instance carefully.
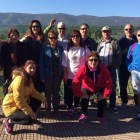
[8,97,41,125]
[81,89,106,117]
[67,79,80,109]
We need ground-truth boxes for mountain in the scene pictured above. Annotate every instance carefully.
[0,13,140,27]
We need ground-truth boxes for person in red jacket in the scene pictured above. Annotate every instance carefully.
[72,51,112,125]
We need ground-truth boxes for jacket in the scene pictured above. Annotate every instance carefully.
[39,44,63,80]
[118,35,137,70]
[72,62,112,98]
[2,75,46,117]
[1,41,29,81]
[97,37,122,72]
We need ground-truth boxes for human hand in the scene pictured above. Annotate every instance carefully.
[63,73,68,84]
[131,70,135,74]
[81,93,89,99]
[29,112,37,120]
[122,48,128,54]
[43,99,48,108]
[97,93,105,101]
[49,19,56,27]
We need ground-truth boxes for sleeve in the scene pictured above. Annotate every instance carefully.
[30,83,46,101]
[125,45,133,72]
[115,42,122,69]
[86,47,90,60]
[43,26,53,36]
[12,76,32,115]
[72,65,85,98]
[39,46,45,80]
[101,64,113,98]
[62,47,68,67]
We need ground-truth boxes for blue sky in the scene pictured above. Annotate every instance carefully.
[0,0,140,17]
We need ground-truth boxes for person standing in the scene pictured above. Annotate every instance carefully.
[118,24,138,109]
[80,23,97,51]
[126,30,140,120]
[97,26,121,113]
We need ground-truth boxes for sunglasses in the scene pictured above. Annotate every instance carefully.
[137,34,140,37]
[80,28,88,30]
[89,59,98,62]
[48,37,57,40]
[71,35,80,38]
[58,28,65,30]
[125,28,132,31]
[32,25,40,28]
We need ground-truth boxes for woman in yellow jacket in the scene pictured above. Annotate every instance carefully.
[2,60,48,135]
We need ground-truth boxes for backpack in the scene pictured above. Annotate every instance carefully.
[128,43,136,60]
[3,77,16,96]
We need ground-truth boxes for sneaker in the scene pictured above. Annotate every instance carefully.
[111,107,118,113]
[3,119,14,135]
[73,108,81,117]
[120,103,127,109]
[46,110,51,118]
[78,114,87,123]
[65,109,73,119]
[33,120,43,127]
[98,117,107,125]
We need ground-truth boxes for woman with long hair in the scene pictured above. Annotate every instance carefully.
[21,20,46,92]
[2,60,48,135]
[39,30,63,118]
[62,30,90,119]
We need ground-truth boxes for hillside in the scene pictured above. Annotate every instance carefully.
[0,13,140,27]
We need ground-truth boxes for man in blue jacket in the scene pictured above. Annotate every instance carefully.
[126,30,140,120]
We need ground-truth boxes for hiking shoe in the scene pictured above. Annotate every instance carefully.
[98,117,107,125]
[65,109,73,119]
[120,102,127,109]
[3,119,14,135]
[78,114,87,123]
[135,114,140,121]
[111,107,118,113]
[73,108,81,117]
[33,120,43,127]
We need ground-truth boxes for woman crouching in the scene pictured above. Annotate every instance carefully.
[72,51,112,125]
[2,60,48,135]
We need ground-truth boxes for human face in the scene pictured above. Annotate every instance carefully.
[25,64,36,76]
[137,30,140,43]
[124,24,134,38]
[57,25,66,37]
[31,22,40,36]
[88,56,99,69]
[102,30,111,41]
[80,25,88,38]
[9,32,19,45]
[48,35,57,47]
[71,33,80,47]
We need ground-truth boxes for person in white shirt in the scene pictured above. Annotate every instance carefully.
[62,30,90,119]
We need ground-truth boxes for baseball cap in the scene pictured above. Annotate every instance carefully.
[102,26,111,31]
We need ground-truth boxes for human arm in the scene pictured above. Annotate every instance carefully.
[72,65,86,98]
[43,19,56,36]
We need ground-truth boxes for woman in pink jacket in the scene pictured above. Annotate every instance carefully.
[72,51,112,125]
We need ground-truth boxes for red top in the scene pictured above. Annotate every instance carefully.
[72,62,112,98]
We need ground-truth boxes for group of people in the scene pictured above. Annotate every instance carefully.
[0,18,139,135]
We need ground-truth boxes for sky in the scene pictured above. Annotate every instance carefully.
[0,0,140,17]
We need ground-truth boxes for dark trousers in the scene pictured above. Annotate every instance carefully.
[81,89,106,117]
[64,82,68,105]
[8,97,41,125]
[120,69,138,105]
[107,67,116,108]
[67,79,80,109]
